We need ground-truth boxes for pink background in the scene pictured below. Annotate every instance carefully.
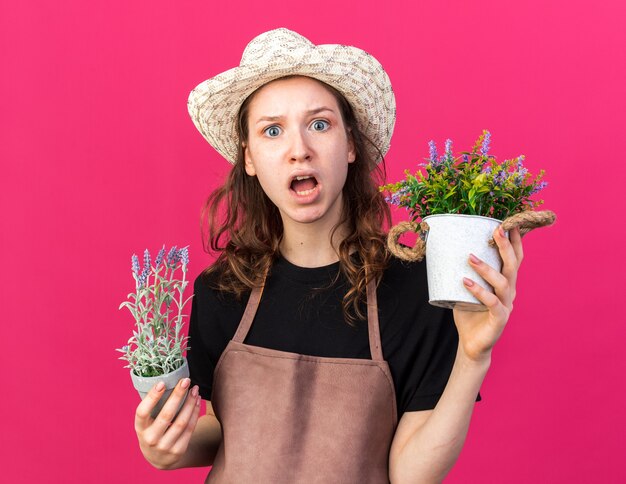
[2,0,624,482]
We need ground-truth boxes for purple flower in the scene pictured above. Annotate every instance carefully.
[444,139,453,162]
[131,254,140,276]
[142,249,151,273]
[385,186,410,206]
[166,246,179,267]
[442,141,454,165]
[137,249,151,288]
[155,246,165,268]
[516,167,528,185]
[428,140,438,163]
[462,154,469,163]
[384,194,395,204]
[431,158,444,170]
[530,180,548,195]
[481,165,492,174]
[137,268,149,289]
[493,170,507,186]
[481,131,491,156]
[510,157,529,186]
[179,247,189,266]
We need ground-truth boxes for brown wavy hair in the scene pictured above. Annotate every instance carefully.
[200,75,392,326]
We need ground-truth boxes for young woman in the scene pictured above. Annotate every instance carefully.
[134,28,523,483]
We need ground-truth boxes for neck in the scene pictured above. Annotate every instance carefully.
[279,220,352,268]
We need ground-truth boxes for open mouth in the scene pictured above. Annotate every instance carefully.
[290,175,319,196]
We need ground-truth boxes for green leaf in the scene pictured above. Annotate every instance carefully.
[443,187,457,199]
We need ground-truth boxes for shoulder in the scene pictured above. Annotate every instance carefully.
[380,250,427,289]
[189,265,250,341]
[192,264,248,310]
[376,249,432,319]
[193,268,217,298]
[193,267,218,293]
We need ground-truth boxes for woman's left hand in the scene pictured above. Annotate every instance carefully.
[452,225,524,364]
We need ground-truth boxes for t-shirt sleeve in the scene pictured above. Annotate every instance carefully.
[186,272,246,401]
[404,307,482,412]
[186,275,218,401]
[381,255,482,414]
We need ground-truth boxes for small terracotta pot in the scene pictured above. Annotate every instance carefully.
[130,358,190,420]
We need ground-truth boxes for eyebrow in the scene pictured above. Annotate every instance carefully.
[254,107,336,125]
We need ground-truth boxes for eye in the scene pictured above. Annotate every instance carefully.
[311,120,330,131]
[264,125,281,137]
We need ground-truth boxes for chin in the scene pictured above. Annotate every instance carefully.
[283,207,328,225]
[292,213,327,224]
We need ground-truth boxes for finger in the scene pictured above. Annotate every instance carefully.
[468,253,513,309]
[135,381,166,433]
[159,385,201,449]
[462,276,508,320]
[168,389,202,457]
[150,378,193,435]
[493,225,520,282]
[509,226,524,265]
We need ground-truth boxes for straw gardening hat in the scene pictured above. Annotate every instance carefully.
[187,27,396,165]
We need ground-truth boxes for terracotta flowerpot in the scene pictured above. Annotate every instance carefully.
[130,358,190,420]
[422,214,509,311]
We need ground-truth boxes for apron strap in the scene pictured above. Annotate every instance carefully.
[366,277,384,362]
[232,262,385,363]
[232,279,266,344]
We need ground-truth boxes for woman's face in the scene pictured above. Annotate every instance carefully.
[243,76,356,232]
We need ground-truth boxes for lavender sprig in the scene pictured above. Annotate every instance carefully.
[131,254,140,277]
[179,246,189,271]
[136,249,151,289]
[166,246,181,268]
[117,245,194,377]
[444,139,453,162]
[481,131,491,155]
[155,245,166,268]
[530,180,548,195]
[429,140,438,163]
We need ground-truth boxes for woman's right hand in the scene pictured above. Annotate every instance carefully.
[134,377,202,470]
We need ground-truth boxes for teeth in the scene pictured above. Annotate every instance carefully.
[295,175,313,181]
[295,186,317,196]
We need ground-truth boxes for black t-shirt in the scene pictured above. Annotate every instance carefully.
[187,253,481,416]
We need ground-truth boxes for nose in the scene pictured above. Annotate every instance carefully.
[289,128,311,162]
